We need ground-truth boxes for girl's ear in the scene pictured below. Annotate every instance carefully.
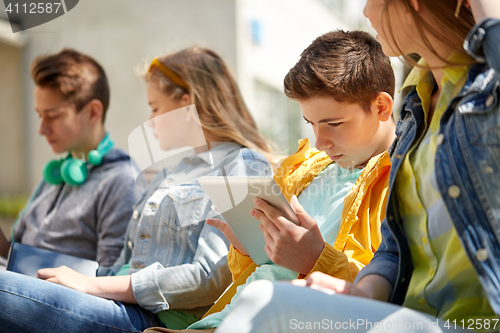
[180,93,191,107]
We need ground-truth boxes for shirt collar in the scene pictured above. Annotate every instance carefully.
[399,55,471,92]
[399,58,430,93]
[441,53,470,86]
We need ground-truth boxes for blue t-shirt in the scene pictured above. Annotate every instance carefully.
[190,163,364,329]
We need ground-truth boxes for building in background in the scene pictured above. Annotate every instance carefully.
[0,19,25,197]
[237,0,354,154]
[0,0,401,196]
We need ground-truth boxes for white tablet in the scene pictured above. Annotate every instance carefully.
[197,176,299,265]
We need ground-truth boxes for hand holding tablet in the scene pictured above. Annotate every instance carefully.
[252,194,325,275]
[206,217,248,256]
[197,176,299,265]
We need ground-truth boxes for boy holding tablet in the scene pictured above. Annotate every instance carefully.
[0,49,142,267]
[145,29,397,332]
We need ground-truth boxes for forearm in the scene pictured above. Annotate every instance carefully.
[87,275,137,304]
[131,225,231,312]
[37,266,137,304]
[133,259,231,311]
[355,274,393,302]
[0,227,11,258]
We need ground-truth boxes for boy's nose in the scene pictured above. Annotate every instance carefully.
[313,126,333,151]
[315,135,333,151]
[315,140,332,152]
[38,119,50,136]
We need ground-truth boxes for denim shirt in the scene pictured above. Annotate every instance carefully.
[355,18,500,316]
[98,143,272,315]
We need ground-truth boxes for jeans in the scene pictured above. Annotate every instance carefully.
[217,280,472,333]
[0,270,164,333]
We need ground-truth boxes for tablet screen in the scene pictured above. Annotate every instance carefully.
[198,176,298,264]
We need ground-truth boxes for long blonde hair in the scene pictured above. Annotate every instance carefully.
[383,0,476,66]
[144,47,275,165]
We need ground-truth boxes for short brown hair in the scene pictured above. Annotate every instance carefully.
[284,30,395,111]
[31,49,110,122]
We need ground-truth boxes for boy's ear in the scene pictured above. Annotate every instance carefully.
[86,99,104,124]
[373,92,393,122]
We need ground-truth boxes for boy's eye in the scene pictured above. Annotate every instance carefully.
[304,120,312,125]
[329,122,342,127]
[43,115,58,121]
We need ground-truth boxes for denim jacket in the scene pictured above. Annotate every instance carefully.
[355,18,500,316]
[98,143,273,315]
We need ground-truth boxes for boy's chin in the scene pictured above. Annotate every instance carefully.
[336,162,354,169]
[49,144,69,155]
[336,159,365,170]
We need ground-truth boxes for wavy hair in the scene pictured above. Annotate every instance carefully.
[143,47,276,165]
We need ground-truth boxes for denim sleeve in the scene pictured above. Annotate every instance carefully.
[95,170,144,267]
[464,18,500,72]
[353,218,399,287]
[131,221,230,312]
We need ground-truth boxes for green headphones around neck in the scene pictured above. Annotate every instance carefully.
[42,133,115,186]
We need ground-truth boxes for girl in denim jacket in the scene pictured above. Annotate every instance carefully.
[0,47,275,332]
[214,1,500,332]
